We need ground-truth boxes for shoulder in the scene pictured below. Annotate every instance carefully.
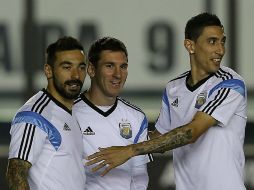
[16,90,46,113]
[73,94,88,110]
[214,66,245,81]
[162,71,190,94]
[212,66,246,89]
[170,71,190,82]
[73,96,84,107]
[208,66,246,98]
[165,71,190,89]
[117,97,146,116]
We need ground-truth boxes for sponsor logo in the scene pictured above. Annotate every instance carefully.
[83,126,95,135]
[63,123,71,131]
[171,98,178,107]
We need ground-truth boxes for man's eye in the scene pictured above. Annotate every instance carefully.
[208,39,215,44]
[221,40,226,46]
[106,64,113,68]
[63,66,71,69]
[80,65,87,70]
[121,64,128,69]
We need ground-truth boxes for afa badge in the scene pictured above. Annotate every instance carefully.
[195,92,207,109]
[119,122,132,139]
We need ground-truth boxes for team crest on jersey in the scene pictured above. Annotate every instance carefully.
[195,92,207,109]
[119,120,132,139]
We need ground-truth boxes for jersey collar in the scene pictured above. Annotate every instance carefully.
[80,91,118,117]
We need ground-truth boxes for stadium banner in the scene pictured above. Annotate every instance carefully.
[0,0,253,93]
[0,0,253,122]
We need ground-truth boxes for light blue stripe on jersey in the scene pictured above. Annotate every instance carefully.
[162,88,171,124]
[12,111,62,151]
[134,117,148,144]
[162,88,170,107]
[208,79,246,98]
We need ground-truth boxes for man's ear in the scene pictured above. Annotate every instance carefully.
[184,39,195,54]
[87,62,95,77]
[44,64,53,79]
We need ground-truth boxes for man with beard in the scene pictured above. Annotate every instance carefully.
[6,36,87,190]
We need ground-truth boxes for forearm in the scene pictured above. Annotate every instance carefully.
[148,129,161,139]
[131,125,193,156]
[7,177,30,190]
[85,112,216,176]
[130,111,217,156]
[6,170,30,189]
[6,159,31,190]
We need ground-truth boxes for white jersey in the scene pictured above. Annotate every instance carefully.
[8,89,86,190]
[73,95,152,190]
[155,66,247,190]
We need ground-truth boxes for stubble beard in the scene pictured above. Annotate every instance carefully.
[53,75,82,100]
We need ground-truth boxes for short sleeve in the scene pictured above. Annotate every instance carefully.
[9,122,47,164]
[201,85,246,126]
[132,116,152,166]
[155,88,172,134]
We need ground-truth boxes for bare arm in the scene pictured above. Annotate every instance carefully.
[132,111,216,155]
[148,129,166,153]
[86,112,217,176]
[6,158,32,190]
[148,129,161,139]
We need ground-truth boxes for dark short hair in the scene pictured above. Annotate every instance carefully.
[88,37,128,67]
[46,36,84,66]
[185,12,223,41]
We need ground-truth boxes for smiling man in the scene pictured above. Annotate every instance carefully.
[6,36,87,190]
[85,13,247,190]
[73,37,152,190]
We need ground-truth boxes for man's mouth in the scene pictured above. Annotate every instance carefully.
[65,80,83,89]
[212,58,221,63]
[111,80,121,87]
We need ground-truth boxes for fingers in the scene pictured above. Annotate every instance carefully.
[86,155,104,166]
[100,165,113,176]
[90,161,107,172]
[88,161,113,177]
[86,147,111,160]
[86,151,103,160]
[85,146,124,176]
[86,149,106,166]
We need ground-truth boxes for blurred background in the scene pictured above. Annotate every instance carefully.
[0,0,253,189]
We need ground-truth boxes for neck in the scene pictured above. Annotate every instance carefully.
[188,71,209,87]
[85,88,116,106]
[188,60,211,86]
[46,87,74,111]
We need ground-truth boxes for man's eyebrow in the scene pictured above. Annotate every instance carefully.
[59,61,72,65]
[59,61,86,65]
[79,61,86,65]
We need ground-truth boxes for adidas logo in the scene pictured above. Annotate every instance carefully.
[83,127,95,135]
[171,98,178,107]
[63,123,71,131]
